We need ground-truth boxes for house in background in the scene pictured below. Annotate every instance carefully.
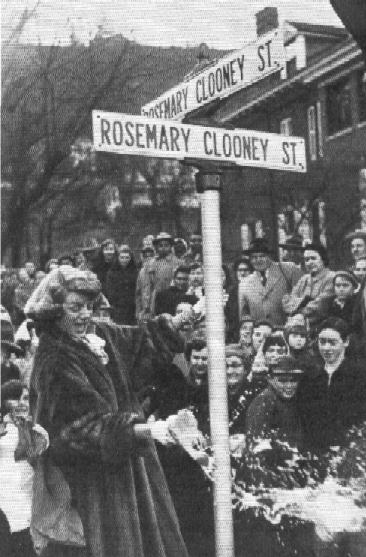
[192,7,366,267]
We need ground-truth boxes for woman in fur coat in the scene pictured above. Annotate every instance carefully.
[25,266,189,557]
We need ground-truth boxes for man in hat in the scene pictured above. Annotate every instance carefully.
[283,243,335,332]
[148,232,183,315]
[240,238,302,327]
[246,355,305,449]
[345,229,366,265]
[135,236,155,323]
[278,234,304,267]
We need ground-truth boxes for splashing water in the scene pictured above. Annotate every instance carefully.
[234,477,366,542]
[195,424,366,546]
[168,411,366,549]
[232,426,366,544]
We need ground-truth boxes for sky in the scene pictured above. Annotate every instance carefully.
[2,0,343,49]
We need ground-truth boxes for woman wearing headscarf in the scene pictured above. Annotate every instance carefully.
[105,245,138,325]
[24,267,190,557]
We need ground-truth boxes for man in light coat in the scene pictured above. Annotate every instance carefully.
[282,243,335,331]
[240,238,302,327]
[147,232,183,316]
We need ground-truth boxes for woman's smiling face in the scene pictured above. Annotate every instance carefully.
[58,291,94,337]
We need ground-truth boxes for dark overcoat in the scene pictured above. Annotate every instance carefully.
[297,356,366,450]
[105,260,138,325]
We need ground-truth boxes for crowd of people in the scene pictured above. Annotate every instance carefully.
[1,227,366,557]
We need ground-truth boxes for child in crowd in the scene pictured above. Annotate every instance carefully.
[251,320,273,354]
[238,316,255,362]
[250,330,287,388]
[0,380,49,557]
[325,270,359,329]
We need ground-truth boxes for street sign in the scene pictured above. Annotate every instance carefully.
[93,110,306,173]
[141,29,285,120]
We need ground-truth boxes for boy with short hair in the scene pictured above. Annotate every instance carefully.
[245,356,305,449]
[325,270,358,328]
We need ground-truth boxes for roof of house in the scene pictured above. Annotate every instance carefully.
[286,21,349,38]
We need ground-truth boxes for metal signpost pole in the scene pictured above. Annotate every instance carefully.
[92,108,306,557]
[197,169,234,557]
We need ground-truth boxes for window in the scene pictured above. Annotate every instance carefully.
[307,106,317,161]
[280,117,293,136]
[356,70,366,123]
[277,201,313,262]
[326,76,352,135]
[316,101,324,157]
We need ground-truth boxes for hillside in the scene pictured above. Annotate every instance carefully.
[1,35,227,264]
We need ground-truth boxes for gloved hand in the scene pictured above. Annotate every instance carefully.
[149,420,175,445]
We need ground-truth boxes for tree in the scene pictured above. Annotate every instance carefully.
[2,8,216,265]
[1,16,154,265]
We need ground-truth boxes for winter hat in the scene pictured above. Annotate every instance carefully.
[333,270,358,289]
[345,229,366,242]
[285,324,308,340]
[244,238,272,256]
[269,355,305,377]
[153,232,174,246]
[24,266,101,319]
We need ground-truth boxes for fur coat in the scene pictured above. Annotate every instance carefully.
[30,318,188,557]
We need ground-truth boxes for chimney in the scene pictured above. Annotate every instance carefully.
[255,7,279,37]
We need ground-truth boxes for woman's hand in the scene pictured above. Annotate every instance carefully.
[171,307,195,330]
[149,420,175,445]
[167,410,205,451]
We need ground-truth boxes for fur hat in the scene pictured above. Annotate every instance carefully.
[24,266,101,320]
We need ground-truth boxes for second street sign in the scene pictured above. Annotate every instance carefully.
[93,110,306,173]
[141,30,285,120]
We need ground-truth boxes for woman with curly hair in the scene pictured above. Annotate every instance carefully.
[25,266,189,557]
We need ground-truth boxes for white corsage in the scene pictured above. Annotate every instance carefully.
[84,333,109,365]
